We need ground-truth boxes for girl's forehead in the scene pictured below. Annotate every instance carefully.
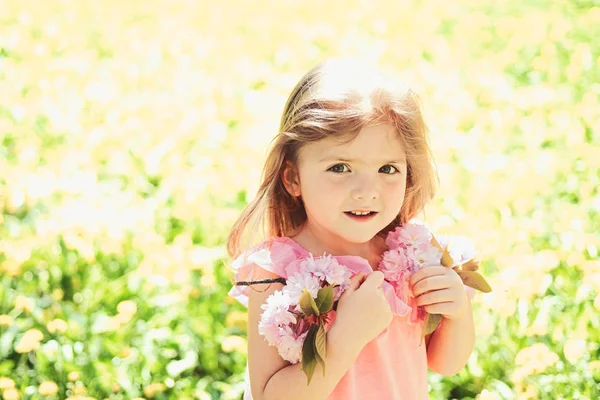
[299,124,406,163]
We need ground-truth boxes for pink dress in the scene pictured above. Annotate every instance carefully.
[228,237,476,400]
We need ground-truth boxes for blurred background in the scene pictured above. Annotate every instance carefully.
[1,0,599,399]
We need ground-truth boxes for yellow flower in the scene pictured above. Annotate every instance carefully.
[52,289,64,301]
[513,381,539,400]
[563,339,587,364]
[143,383,166,398]
[509,366,528,384]
[514,343,559,377]
[15,296,34,313]
[566,251,586,267]
[0,377,16,389]
[3,388,20,400]
[589,360,600,371]
[73,385,88,395]
[68,371,80,382]
[200,271,216,287]
[117,300,137,316]
[39,381,59,396]
[1,259,21,277]
[15,340,41,353]
[221,335,246,353]
[225,311,248,330]
[105,317,121,331]
[476,389,502,400]
[15,329,44,353]
[114,313,132,325]
[47,319,68,334]
[119,347,132,358]
[525,323,547,337]
[0,315,14,327]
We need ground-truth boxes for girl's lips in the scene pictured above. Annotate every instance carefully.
[344,211,378,221]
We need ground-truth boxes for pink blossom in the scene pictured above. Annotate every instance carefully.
[261,291,296,325]
[258,320,281,346]
[300,254,330,283]
[259,291,296,345]
[391,273,410,303]
[380,222,439,325]
[408,243,443,267]
[436,234,477,266]
[282,272,321,304]
[277,326,307,363]
[300,254,352,288]
[257,254,362,364]
[379,249,411,282]
[386,222,431,249]
[325,262,352,288]
[381,222,478,326]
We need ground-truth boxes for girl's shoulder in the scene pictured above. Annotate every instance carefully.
[230,236,310,276]
[228,236,309,307]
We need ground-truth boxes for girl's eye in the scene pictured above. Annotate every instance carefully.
[379,165,400,174]
[328,164,350,173]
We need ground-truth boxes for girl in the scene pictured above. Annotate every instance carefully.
[227,58,476,400]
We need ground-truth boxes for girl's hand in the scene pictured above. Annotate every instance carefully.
[409,266,469,321]
[333,271,393,350]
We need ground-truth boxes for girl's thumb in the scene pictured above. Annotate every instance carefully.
[344,271,366,295]
[359,270,385,291]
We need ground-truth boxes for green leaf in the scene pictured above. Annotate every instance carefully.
[430,235,454,268]
[461,258,479,271]
[420,313,443,345]
[456,270,492,293]
[314,324,327,376]
[440,244,454,268]
[299,290,320,316]
[301,325,319,384]
[315,286,334,314]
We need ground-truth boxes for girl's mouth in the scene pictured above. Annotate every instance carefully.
[344,211,378,221]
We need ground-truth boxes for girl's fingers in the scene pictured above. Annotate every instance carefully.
[344,272,366,295]
[359,271,384,291]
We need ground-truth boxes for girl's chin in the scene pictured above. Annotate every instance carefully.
[333,229,384,245]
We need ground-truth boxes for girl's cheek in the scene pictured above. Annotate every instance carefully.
[321,176,346,190]
[385,182,407,202]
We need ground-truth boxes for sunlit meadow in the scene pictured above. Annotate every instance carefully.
[1,0,599,399]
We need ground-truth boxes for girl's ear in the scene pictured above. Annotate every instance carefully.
[282,161,301,197]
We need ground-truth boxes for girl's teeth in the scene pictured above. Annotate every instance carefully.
[350,211,371,216]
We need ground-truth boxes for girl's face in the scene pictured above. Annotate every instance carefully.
[288,123,407,244]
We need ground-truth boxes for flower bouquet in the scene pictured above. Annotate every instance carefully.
[258,221,492,384]
[378,221,492,344]
[258,254,352,384]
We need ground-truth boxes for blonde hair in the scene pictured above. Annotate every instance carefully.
[227,58,438,259]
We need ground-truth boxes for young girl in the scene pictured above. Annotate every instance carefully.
[226,58,476,400]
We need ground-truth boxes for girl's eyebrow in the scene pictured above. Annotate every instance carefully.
[318,156,407,164]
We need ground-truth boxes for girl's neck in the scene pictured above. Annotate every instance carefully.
[288,224,387,270]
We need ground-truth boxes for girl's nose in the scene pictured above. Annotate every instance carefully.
[350,175,379,200]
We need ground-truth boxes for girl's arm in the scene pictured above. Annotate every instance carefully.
[425,297,476,376]
[247,266,362,400]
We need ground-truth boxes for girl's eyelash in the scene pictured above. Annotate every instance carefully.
[327,164,350,173]
[327,164,400,174]
[379,165,400,174]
